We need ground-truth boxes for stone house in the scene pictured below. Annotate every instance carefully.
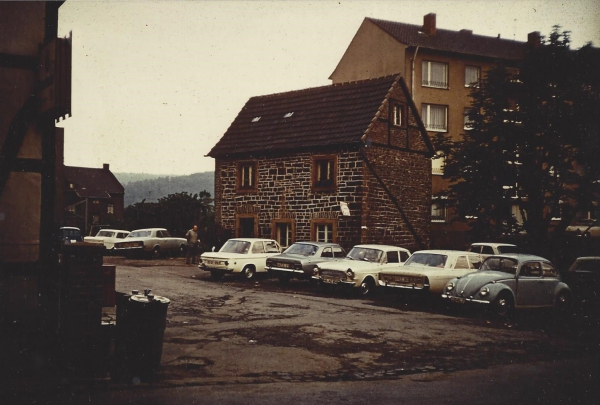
[208,75,434,252]
[330,13,540,248]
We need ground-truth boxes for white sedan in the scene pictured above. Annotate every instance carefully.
[312,244,411,296]
[84,229,130,250]
[378,250,482,295]
[113,228,187,258]
[199,238,282,280]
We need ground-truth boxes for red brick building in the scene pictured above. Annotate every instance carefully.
[63,163,125,235]
[208,75,434,252]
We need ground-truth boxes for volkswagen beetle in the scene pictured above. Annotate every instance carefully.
[442,254,571,317]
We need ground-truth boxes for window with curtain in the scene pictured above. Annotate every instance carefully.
[423,104,447,131]
[465,66,480,87]
[422,61,449,89]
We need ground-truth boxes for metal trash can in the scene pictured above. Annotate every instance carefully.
[114,290,170,383]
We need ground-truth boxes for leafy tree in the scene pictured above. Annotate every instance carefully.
[434,27,600,255]
[123,191,214,249]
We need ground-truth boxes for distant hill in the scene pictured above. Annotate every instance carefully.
[115,171,215,207]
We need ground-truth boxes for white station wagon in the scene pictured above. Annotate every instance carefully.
[199,238,282,281]
[313,244,411,296]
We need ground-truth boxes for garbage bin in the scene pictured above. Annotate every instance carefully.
[114,291,170,383]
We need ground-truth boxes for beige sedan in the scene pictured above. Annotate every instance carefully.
[378,250,482,295]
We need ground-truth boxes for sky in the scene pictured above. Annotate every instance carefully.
[57,0,600,176]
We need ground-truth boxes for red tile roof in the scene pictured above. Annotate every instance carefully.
[368,18,526,60]
[208,75,401,157]
[64,166,124,199]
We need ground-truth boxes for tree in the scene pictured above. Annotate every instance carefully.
[124,191,214,247]
[434,27,600,255]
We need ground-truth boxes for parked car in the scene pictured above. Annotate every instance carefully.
[565,256,600,309]
[467,242,518,257]
[59,226,83,244]
[199,238,282,280]
[442,254,571,317]
[266,242,346,284]
[312,244,411,296]
[84,229,130,250]
[112,228,186,258]
[378,250,482,296]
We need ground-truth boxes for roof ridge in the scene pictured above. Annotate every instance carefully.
[249,74,400,101]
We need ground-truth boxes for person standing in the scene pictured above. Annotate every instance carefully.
[185,225,200,265]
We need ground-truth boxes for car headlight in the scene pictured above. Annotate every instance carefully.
[446,282,455,292]
[313,266,319,275]
[346,268,354,279]
[479,286,490,297]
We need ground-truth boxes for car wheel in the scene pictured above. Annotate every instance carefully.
[179,244,186,256]
[151,247,161,259]
[359,278,375,297]
[210,271,224,281]
[277,274,291,285]
[493,292,514,318]
[241,266,255,280]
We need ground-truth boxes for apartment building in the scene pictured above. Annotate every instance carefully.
[330,13,539,248]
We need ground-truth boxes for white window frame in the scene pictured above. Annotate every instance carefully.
[432,156,445,175]
[464,107,474,130]
[423,104,448,132]
[422,61,449,89]
[465,66,480,87]
[431,201,448,223]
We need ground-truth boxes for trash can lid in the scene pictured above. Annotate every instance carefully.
[130,294,170,305]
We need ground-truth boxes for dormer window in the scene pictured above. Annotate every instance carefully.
[284,112,294,118]
[252,116,261,122]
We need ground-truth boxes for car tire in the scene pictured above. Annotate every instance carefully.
[493,291,514,318]
[241,266,255,280]
[151,247,161,259]
[179,244,186,256]
[210,271,224,281]
[359,278,375,297]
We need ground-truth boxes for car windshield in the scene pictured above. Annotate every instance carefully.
[97,231,113,237]
[128,230,152,238]
[497,245,518,254]
[283,243,318,256]
[404,253,447,268]
[220,240,251,254]
[346,247,383,262]
[480,257,518,274]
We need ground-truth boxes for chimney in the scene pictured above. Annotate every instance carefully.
[103,163,109,171]
[423,13,436,36]
[527,31,541,48]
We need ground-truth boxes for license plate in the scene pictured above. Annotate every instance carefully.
[323,277,337,284]
[450,296,466,304]
[277,262,290,268]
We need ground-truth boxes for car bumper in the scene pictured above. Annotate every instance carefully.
[267,266,306,275]
[312,276,355,287]
[378,280,429,290]
[199,264,235,273]
[441,294,490,305]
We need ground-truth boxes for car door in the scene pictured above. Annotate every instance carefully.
[383,250,401,271]
[516,261,544,307]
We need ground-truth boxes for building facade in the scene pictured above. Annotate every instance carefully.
[209,75,434,253]
[330,13,539,248]
[63,163,125,235]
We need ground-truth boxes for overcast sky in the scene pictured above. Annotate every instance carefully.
[57,0,600,176]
